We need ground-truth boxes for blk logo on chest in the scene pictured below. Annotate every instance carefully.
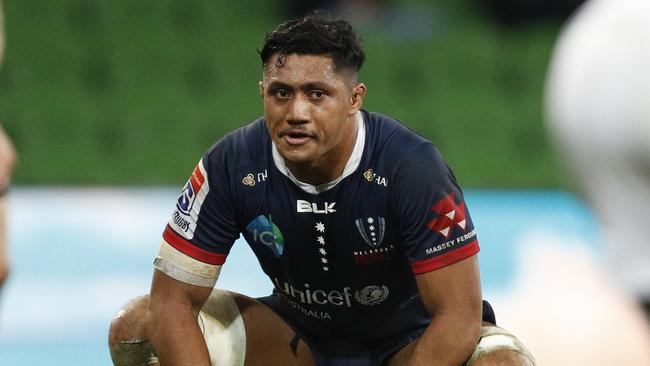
[296,200,337,214]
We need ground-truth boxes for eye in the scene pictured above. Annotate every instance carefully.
[274,89,291,98]
[309,90,326,99]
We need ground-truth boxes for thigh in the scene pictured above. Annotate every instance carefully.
[201,290,316,366]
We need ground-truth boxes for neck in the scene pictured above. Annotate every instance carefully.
[286,160,345,185]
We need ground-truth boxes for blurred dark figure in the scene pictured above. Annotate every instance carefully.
[285,0,384,23]
[478,0,586,26]
[284,0,441,42]
[286,0,337,18]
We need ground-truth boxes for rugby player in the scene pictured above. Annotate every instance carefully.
[109,12,535,366]
[0,0,17,290]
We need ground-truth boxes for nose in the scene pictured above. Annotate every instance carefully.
[287,95,310,125]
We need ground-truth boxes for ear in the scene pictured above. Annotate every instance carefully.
[258,81,264,98]
[349,83,367,114]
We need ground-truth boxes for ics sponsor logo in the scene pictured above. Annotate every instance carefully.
[246,215,285,257]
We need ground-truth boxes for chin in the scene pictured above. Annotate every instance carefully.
[277,148,314,165]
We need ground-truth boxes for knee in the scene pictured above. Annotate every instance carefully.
[466,325,536,366]
[109,295,150,347]
[199,290,247,366]
[470,349,535,366]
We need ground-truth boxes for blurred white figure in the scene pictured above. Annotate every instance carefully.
[546,0,650,318]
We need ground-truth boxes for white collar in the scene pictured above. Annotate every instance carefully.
[272,111,365,194]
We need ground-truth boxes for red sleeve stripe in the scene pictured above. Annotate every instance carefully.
[411,240,479,274]
[162,225,226,265]
[190,164,206,192]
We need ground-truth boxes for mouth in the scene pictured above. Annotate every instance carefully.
[279,129,315,146]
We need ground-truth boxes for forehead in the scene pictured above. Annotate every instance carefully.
[263,54,349,86]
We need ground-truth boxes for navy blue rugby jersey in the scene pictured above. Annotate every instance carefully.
[161,110,479,342]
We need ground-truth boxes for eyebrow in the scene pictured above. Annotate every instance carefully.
[266,81,331,92]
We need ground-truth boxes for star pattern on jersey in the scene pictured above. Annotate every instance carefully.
[355,216,386,248]
[427,192,467,239]
[366,218,377,244]
[314,221,329,271]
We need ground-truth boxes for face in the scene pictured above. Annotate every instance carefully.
[260,54,366,180]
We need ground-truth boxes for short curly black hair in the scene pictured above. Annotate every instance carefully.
[260,11,365,74]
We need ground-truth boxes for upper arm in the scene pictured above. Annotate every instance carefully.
[392,142,479,274]
[391,142,483,320]
[157,145,239,288]
[414,254,482,321]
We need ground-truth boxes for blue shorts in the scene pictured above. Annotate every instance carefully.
[258,294,496,366]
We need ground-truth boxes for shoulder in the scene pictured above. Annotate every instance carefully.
[203,117,270,170]
[363,110,441,171]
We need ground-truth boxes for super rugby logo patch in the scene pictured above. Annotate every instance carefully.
[177,164,206,215]
[169,159,210,240]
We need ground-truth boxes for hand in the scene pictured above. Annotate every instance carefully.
[0,124,17,189]
[0,257,8,288]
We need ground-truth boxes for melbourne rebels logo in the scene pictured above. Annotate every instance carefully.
[355,217,385,248]
[428,192,467,238]
[177,164,206,215]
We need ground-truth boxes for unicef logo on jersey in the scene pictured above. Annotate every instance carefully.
[246,215,285,257]
[354,285,389,306]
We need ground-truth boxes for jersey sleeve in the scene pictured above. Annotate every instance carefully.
[392,142,479,274]
[155,140,240,287]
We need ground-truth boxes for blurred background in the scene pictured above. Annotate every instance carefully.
[0,0,579,187]
[1,0,650,365]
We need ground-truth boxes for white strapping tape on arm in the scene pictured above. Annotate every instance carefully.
[154,240,221,288]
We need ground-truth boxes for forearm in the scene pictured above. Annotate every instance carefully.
[408,312,480,366]
[0,198,9,287]
[147,303,211,366]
